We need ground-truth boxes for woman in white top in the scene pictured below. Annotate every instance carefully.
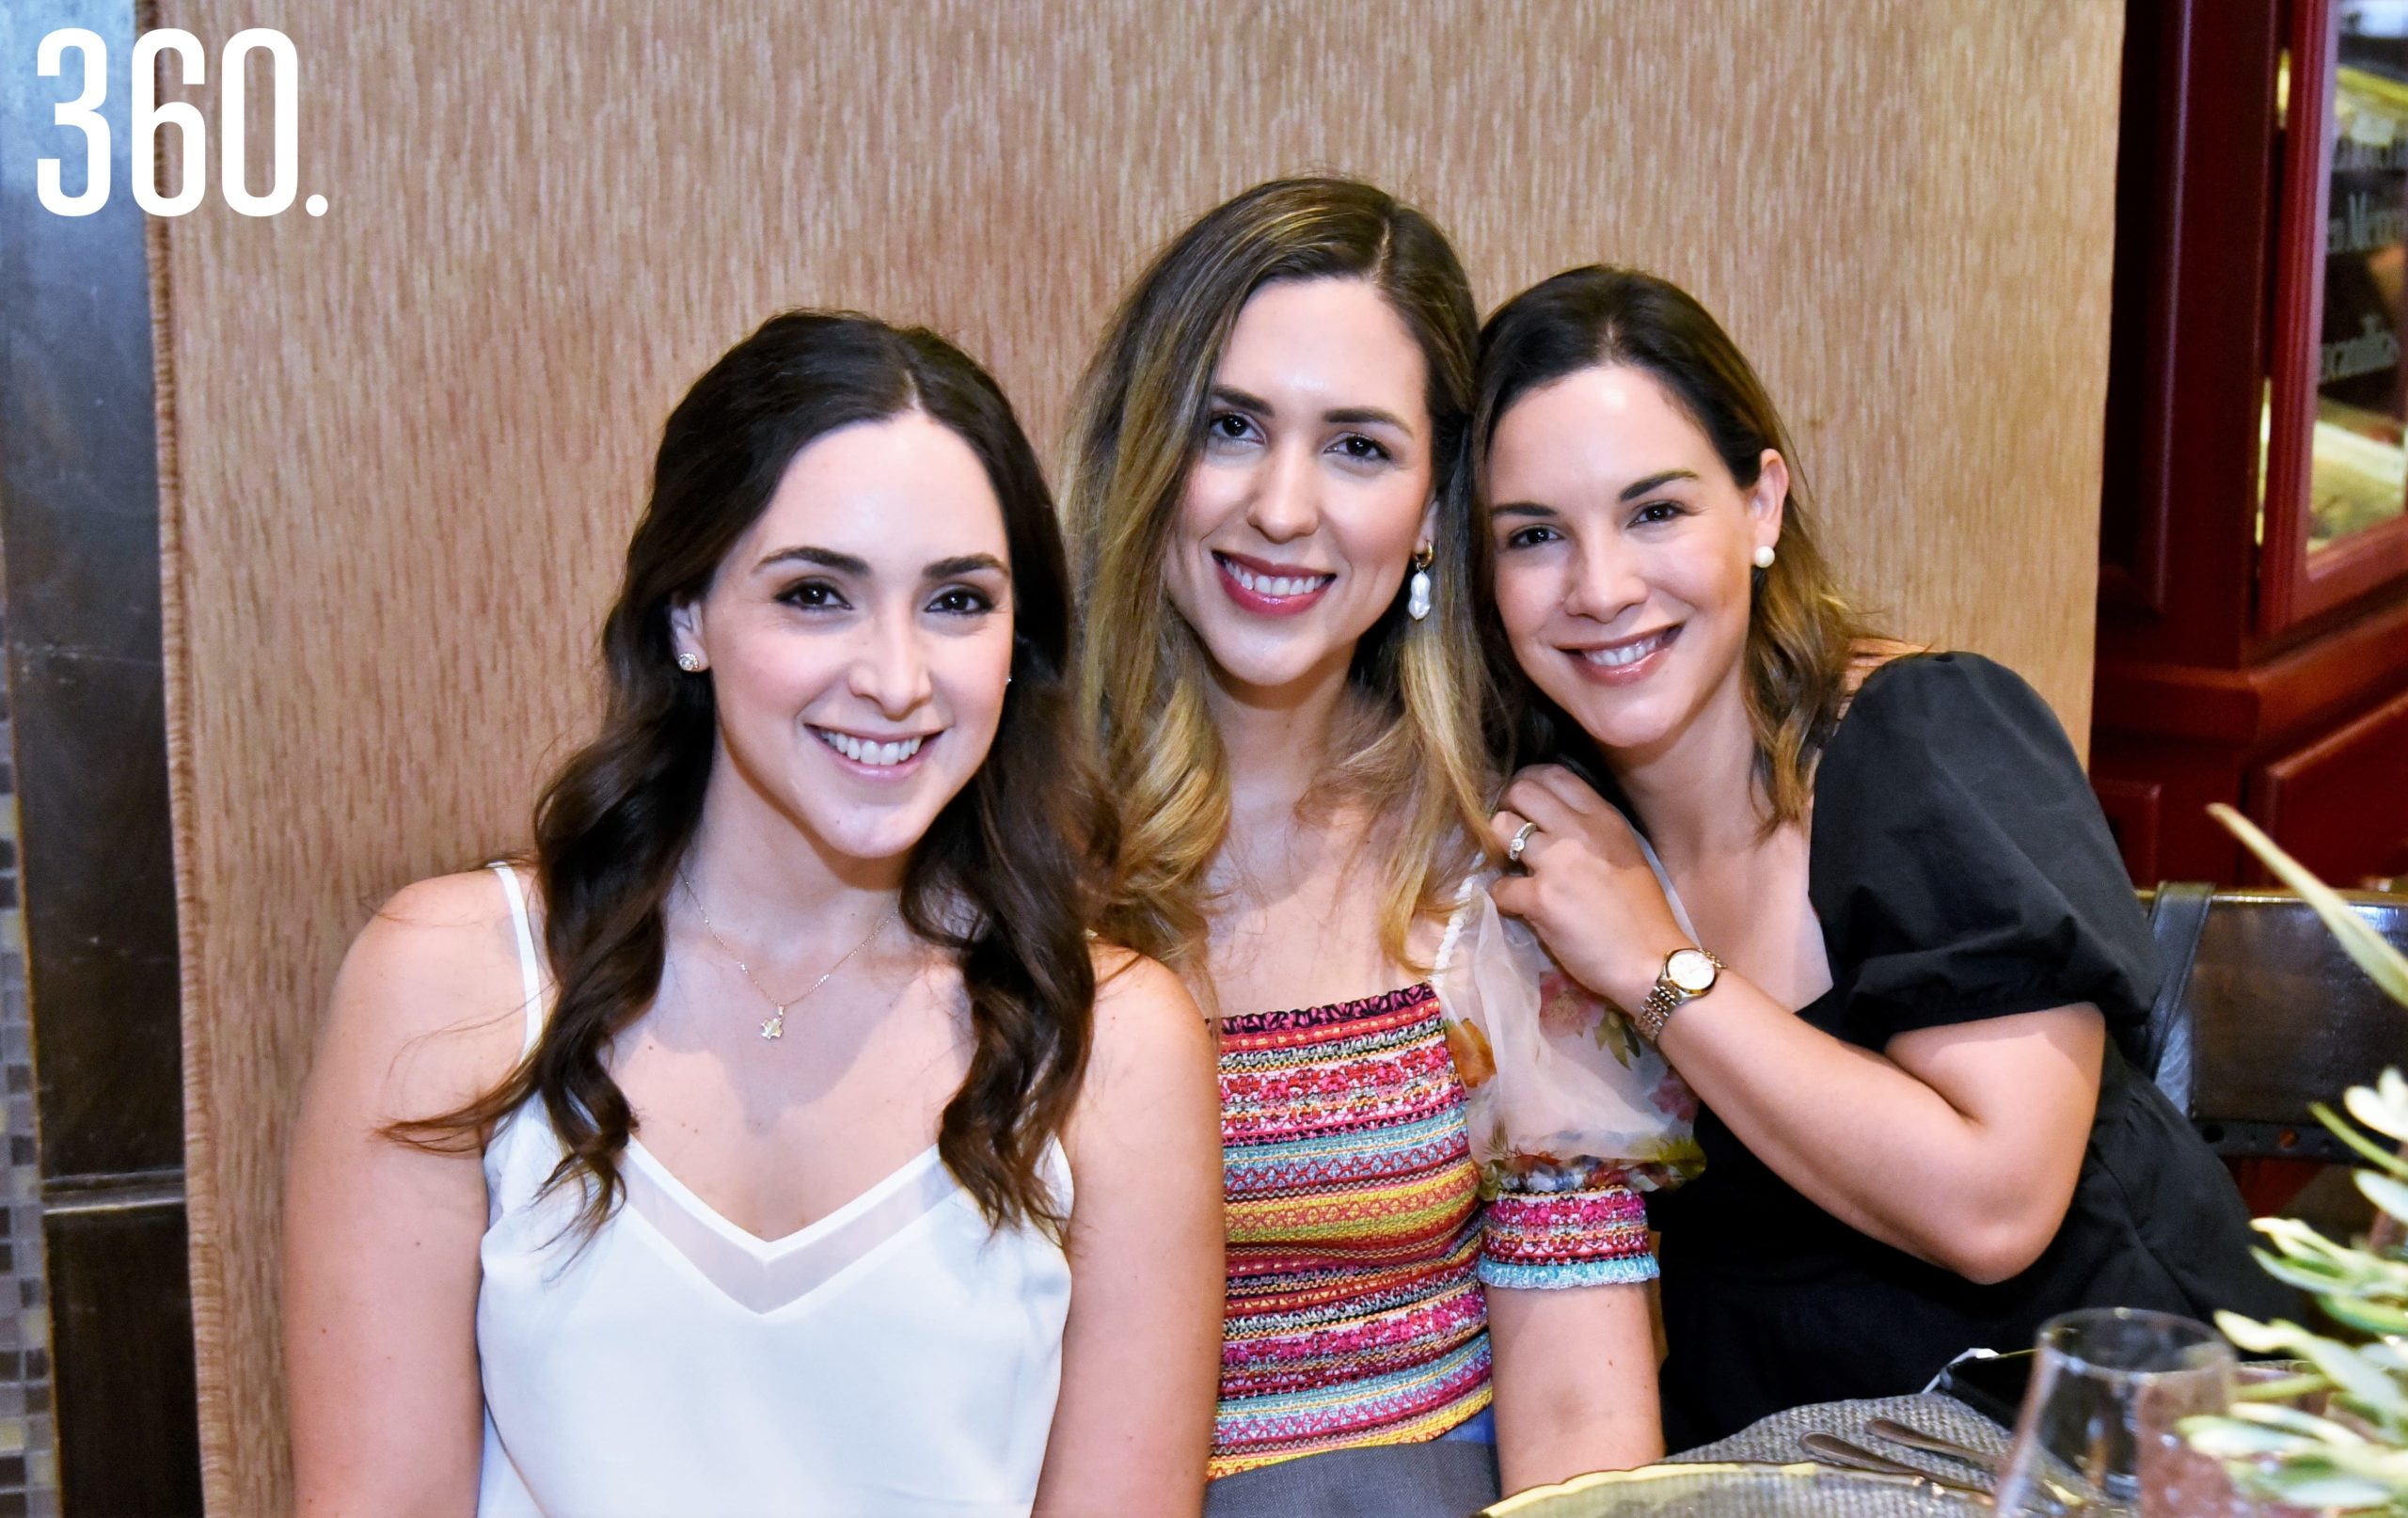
[285,311,1225,1517]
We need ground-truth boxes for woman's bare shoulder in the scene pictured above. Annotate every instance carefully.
[318,867,539,1122]
[1088,944,1205,1033]
[1064,943,1219,1185]
[351,867,533,997]
[1083,944,1212,1085]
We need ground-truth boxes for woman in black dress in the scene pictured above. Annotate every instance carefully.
[1465,266,2290,1447]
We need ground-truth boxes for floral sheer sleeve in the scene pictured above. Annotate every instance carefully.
[1433,878,1703,1289]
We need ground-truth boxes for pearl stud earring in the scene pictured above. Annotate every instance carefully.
[1751,545,1777,570]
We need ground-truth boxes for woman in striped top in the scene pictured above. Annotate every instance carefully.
[1062,178,1701,1514]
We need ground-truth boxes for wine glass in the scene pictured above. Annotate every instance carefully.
[1991,1307,2235,1516]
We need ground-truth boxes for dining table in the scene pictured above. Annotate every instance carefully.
[1482,1393,2008,1517]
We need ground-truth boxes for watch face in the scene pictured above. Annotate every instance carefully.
[1667,949,1718,993]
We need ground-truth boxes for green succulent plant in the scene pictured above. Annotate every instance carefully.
[2177,805,2408,1511]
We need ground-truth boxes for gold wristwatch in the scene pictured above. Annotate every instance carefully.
[1634,947,1722,1042]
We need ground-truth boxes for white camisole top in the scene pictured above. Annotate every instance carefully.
[475,864,1074,1517]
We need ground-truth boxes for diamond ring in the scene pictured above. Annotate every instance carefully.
[1507,819,1540,866]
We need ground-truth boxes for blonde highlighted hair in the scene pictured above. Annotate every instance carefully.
[1061,177,1497,984]
[1471,266,1875,828]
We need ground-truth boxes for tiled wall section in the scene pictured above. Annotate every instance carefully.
[0,606,58,1517]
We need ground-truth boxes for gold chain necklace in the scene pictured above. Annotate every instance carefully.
[675,872,898,1040]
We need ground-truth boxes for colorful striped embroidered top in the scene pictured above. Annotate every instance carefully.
[1212,981,1657,1478]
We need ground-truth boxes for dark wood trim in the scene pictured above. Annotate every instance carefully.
[2259,0,2339,634]
[2096,0,2285,669]
[47,1201,201,1518]
[2092,776,2165,886]
[2089,735,2257,884]
[2252,685,2408,879]
[2289,512,2408,628]
[0,0,197,1510]
[43,1167,186,1211]
[2258,0,2408,630]
[2099,0,2193,616]
[2095,580,2408,746]
[0,0,182,1181]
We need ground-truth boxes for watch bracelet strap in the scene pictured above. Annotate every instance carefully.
[1634,982,1679,1042]
[1635,949,1721,1042]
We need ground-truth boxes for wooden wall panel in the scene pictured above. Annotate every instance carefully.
[153,2,2124,1509]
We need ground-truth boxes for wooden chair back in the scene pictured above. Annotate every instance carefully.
[2145,885,2408,1162]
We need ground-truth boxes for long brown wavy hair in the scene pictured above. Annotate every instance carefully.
[1471,266,1873,826]
[396,310,1108,1239]
[1060,177,1497,986]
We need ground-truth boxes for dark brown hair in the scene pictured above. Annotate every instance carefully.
[398,310,1107,1238]
[1471,266,1873,825]
[1061,176,1494,981]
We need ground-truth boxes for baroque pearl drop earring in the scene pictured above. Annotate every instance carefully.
[1751,544,1777,570]
[1406,545,1434,622]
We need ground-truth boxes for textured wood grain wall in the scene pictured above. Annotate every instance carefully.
[153,1,2123,1509]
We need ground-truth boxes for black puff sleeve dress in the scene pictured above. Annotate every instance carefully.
[1651,653,2293,1448]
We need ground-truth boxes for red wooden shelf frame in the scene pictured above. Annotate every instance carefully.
[2260,0,2408,632]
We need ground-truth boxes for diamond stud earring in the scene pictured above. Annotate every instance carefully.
[675,651,705,672]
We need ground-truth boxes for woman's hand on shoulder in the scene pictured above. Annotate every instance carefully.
[1487,766,1691,1010]
[1036,949,1222,1517]
[287,868,532,1517]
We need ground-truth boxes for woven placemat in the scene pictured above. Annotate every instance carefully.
[1670,1393,2006,1494]
[1482,1397,2011,1516]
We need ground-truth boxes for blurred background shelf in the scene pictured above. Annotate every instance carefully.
[2094,0,2408,891]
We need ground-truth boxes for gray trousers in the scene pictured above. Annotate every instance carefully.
[1202,1440,1502,1518]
